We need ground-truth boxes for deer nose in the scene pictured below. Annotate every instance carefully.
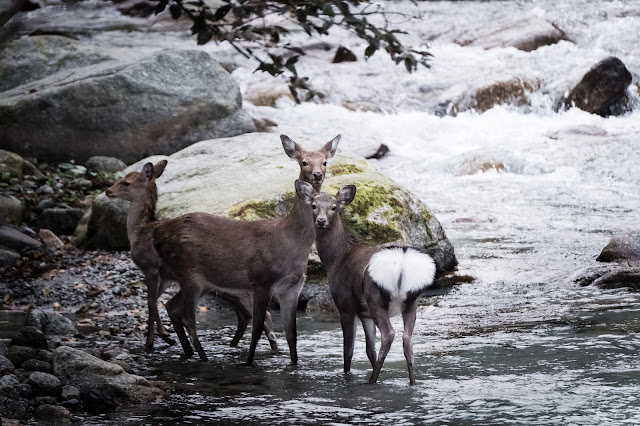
[313,172,323,181]
[316,217,327,227]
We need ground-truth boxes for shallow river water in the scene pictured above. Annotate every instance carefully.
[3,0,640,424]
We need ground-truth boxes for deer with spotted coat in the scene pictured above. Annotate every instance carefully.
[106,160,279,352]
[309,184,436,384]
[153,135,340,363]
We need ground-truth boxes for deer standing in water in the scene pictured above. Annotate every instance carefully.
[106,161,279,352]
[311,185,436,385]
[153,135,340,363]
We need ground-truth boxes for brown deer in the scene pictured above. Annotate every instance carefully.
[105,161,279,353]
[153,135,340,363]
[311,185,436,385]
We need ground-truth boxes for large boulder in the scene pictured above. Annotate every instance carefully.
[597,233,640,263]
[73,133,457,273]
[0,47,256,163]
[564,57,633,117]
[52,346,164,405]
[458,17,570,52]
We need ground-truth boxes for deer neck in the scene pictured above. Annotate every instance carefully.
[280,195,315,249]
[126,183,158,246]
[315,219,352,270]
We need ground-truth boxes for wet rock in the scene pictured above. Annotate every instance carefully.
[21,358,52,373]
[1,47,256,163]
[76,133,457,273]
[0,355,14,372]
[27,371,62,397]
[85,156,127,173]
[459,17,570,51]
[83,388,116,413]
[592,268,640,291]
[455,156,506,175]
[0,195,24,225]
[60,384,80,401]
[35,184,55,195]
[244,83,294,106]
[61,398,81,411]
[597,233,640,263]
[38,229,65,249]
[52,346,164,405]
[548,125,608,140]
[38,208,83,236]
[361,144,390,160]
[0,375,19,387]
[0,0,24,28]
[564,57,633,117]
[34,404,72,421]
[0,224,42,253]
[0,397,29,420]
[34,395,57,406]
[26,310,77,336]
[333,46,357,63]
[10,326,48,350]
[117,0,155,17]
[473,78,540,112]
[5,346,37,368]
[0,383,20,399]
[0,247,20,267]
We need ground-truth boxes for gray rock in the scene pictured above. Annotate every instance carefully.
[0,149,42,180]
[83,388,116,413]
[0,0,24,28]
[85,156,127,173]
[27,371,62,397]
[26,310,77,336]
[0,375,19,386]
[0,247,20,267]
[61,384,80,401]
[10,326,48,349]
[15,384,31,398]
[4,345,36,367]
[38,208,83,236]
[34,404,72,421]
[597,233,640,263]
[565,57,633,117]
[0,225,41,252]
[73,133,457,273]
[0,397,29,420]
[0,48,256,163]
[52,346,164,404]
[37,228,65,249]
[21,358,51,373]
[0,384,20,399]
[0,35,130,92]
[0,195,23,225]
[0,354,14,372]
[460,17,570,51]
[35,184,54,195]
[592,267,640,291]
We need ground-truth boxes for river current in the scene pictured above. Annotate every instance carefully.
[4,0,640,424]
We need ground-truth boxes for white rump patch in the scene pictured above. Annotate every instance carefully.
[367,247,436,305]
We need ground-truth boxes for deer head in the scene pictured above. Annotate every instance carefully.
[106,160,168,201]
[311,185,356,229]
[281,134,340,192]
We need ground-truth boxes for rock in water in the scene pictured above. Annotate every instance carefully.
[0,45,256,163]
[74,133,457,273]
[332,46,357,63]
[597,233,640,263]
[564,57,633,117]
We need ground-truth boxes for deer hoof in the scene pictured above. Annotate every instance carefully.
[143,344,154,353]
[161,335,176,346]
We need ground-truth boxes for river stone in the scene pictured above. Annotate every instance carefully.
[26,309,77,336]
[0,246,20,267]
[34,404,71,421]
[0,48,256,164]
[21,358,51,373]
[0,149,42,180]
[0,354,14,372]
[0,195,24,225]
[52,346,164,405]
[592,267,640,291]
[37,229,64,249]
[27,371,62,397]
[10,326,48,349]
[597,233,640,263]
[0,0,24,28]
[85,156,127,173]
[0,397,29,420]
[5,345,37,368]
[564,57,633,117]
[459,17,570,51]
[74,132,457,273]
[0,224,41,253]
[473,78,540,112]
[38,207,83,236]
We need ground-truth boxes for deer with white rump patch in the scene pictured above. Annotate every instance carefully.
[106,160,279,353]
[310,184,436,384]
[153,135,340,363]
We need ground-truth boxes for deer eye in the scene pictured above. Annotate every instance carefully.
[312,204,317,210]
[302,161,308,166]
[323,161,327,166]
[331,205,336,211]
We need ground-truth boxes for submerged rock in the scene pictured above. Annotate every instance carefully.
[473,77,540,112]
[592,268,640,291]
[74,132,457,273]
[564,57,633,117]
[0,46,256,163]
[597,233,640,263]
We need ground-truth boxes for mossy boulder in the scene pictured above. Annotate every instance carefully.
[74,132,457,274]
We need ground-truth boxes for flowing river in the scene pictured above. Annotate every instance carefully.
[3,0,640,423]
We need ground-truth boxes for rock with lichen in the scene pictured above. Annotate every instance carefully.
[74,132,457,275]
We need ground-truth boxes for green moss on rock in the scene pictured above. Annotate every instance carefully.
[327,162,367,177]
[226,199,279,221]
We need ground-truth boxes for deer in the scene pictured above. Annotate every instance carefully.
[152,135,341,363]
[310,184,436,385]
[105,160,279,353]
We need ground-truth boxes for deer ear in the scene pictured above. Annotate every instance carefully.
[322,134,341,159]
[281,135,301,160]
[294,179,315,204]
[153,160,168,178]
[337,185,356,206]
[141,162,154,181]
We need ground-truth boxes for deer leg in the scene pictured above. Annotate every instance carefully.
[144,276,159,352]
[182,290,208,362]
[246,286,271,365]
[402,299,419,385]
[156,280,176,346]
[277,276,304,366]
[264,311,278,352]
[217,292,251,348]
[339,313,357,375]
[368,310,395,385]
[166,290,193,359]
[361,317,377,370]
